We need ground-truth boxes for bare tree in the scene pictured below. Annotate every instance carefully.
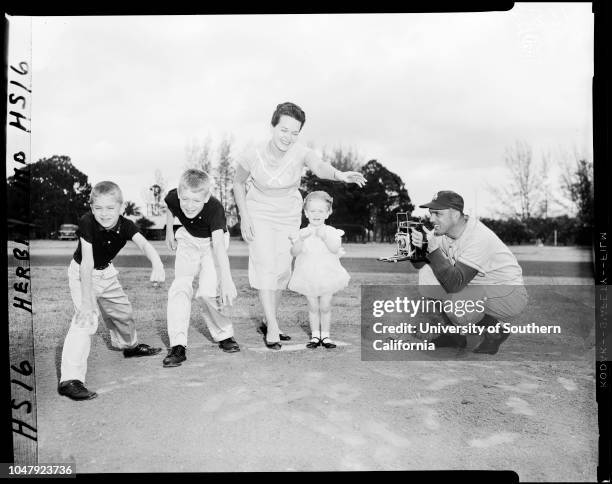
[215,135,237,226]
[185,136,213,173]
[488,140,546,220]
[153,169,167,194]
[537,150,552,218]
[322,145,363,171]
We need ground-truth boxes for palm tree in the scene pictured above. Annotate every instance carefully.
[124,201,142,217]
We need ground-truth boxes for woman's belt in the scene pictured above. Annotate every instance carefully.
[249,182,300,198]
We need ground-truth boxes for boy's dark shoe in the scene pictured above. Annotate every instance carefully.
[218,337,240,353]
[163,345,186,367]
[58,380,98,401]
[123,343,162,358]
[433,332,467,349]
[473,332,510,355]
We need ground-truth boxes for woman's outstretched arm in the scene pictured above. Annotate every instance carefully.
[304,150,366,187]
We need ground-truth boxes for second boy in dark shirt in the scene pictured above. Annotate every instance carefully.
[162,169,239,367]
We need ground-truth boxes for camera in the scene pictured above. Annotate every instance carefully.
[378,212,430,263]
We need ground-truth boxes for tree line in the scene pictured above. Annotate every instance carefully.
[484,141,593,246]
[6,141,594,246]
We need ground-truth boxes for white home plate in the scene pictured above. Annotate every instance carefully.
[248,341,351,353]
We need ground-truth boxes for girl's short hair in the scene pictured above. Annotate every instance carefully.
[304,190,333,210]
[90,181,123,204]
[271,102,306,129]
[178,169,211,194]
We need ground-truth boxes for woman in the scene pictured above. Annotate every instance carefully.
[233,102,366,350]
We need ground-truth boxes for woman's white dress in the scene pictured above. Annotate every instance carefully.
[237,142,315,290]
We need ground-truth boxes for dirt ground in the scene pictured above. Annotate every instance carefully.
[19,255,598,480]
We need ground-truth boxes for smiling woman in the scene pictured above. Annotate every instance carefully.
[232,102,366,349]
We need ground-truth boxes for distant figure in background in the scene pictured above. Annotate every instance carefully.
[151,184,162,216]
[410,190,528,355]
[232,102,366,350]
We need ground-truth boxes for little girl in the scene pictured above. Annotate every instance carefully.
[288,191,350,349]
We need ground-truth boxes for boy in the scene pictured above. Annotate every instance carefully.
[59,181,165,401]
[163,169,239,367]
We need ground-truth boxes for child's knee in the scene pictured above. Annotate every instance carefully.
[69,314,99,336]
[306,297,319,312]
[319,301,332,314]
[169,277,194,297]
[195,284,217,301]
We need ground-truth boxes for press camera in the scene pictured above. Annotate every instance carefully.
[378,212,431,263]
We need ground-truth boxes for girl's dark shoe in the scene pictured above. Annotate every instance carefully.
[321,337,337,349]
[306,337,321,349]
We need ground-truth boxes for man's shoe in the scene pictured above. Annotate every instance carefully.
[123,343,162,358]
[58,380,98,401]
[473,332,510,355]
[218,337,240,353]
[163,345,186,367]
[433,332,467,349]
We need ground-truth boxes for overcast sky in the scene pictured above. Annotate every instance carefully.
[29,4,593,219]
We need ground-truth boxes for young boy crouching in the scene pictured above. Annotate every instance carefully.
[163,169,239,367]
[58,181,165,401]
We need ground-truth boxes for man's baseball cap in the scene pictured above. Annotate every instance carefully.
[419,190,464,211]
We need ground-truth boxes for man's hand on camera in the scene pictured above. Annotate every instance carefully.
[411,227,439,253]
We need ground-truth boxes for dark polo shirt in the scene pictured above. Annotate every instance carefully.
[164,188,227,238]
[73,213,139,269]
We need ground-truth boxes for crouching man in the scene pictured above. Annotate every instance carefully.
[410,190,528,355]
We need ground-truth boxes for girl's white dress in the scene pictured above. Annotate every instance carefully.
[288,225,351,297]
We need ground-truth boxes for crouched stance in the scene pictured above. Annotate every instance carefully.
[163,169,239,367]
[59,181,165,401]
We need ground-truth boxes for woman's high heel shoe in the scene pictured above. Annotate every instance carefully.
[264,339,282,350]
[259,323,291,341]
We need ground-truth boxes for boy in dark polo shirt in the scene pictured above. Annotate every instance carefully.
[162,169,239,367]
[58,181,166,401]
